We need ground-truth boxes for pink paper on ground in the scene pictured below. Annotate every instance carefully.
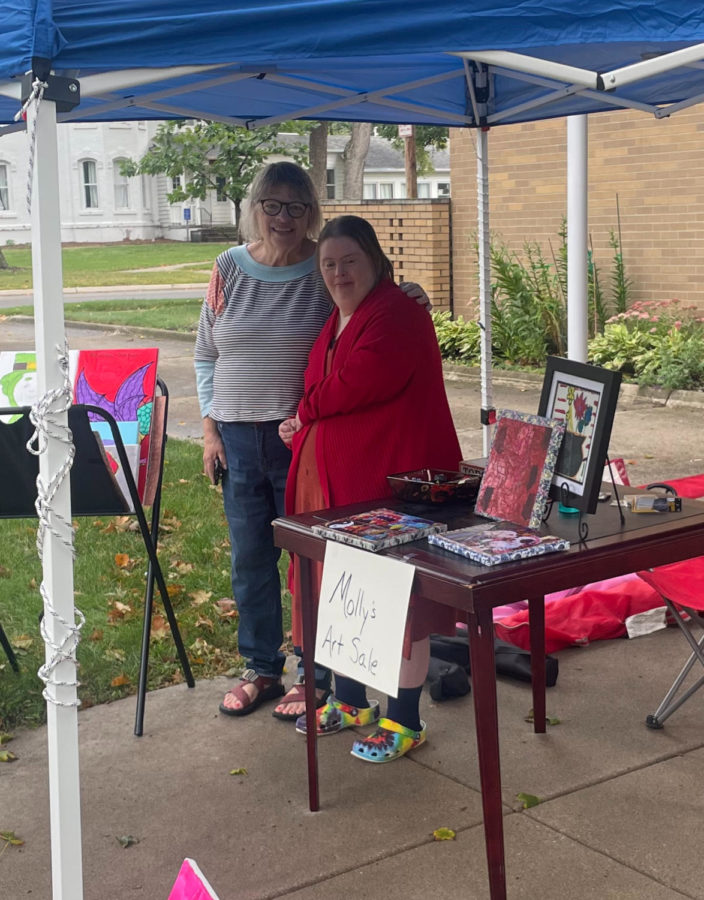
[167,859,220,900]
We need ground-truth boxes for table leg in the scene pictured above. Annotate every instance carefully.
[299,555,320,812]
[467,608,506,900]
[528,595,546,734]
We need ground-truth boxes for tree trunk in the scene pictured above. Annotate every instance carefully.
[308,122,329,202]
[342,123,372,200]
[0,248,9,270]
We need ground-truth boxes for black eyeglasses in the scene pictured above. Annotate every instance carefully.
[260,199,310,219]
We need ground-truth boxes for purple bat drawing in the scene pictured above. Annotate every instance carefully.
[75,363,152,424]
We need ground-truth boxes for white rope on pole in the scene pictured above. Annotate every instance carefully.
[14,77,48,213]
[26,343,85,707]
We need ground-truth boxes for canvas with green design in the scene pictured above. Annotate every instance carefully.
[0,348,159,509]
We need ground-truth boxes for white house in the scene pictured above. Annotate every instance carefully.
[0,124,450,244]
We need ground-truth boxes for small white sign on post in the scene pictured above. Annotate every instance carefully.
[398,124,413,138]
[314,542,415,697]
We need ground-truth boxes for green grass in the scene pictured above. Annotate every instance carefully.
[0,241,231,291]
[0,439,292,732]
[2,298,204,332]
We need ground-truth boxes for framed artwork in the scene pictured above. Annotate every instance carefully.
[538,357,622,514]
[474,409,565,529]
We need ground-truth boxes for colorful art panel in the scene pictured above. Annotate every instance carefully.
[474,409,565,529]
[538,358,622,514]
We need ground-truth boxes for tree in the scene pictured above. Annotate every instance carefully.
[342,123,372,199]
[120,121,304,233]
[308,122,329,201]
[376,125,449,176]
[0,248,9,269]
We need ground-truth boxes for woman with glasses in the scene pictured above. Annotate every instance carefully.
[194,162,427,720]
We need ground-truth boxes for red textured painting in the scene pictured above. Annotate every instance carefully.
[474,409,564,529]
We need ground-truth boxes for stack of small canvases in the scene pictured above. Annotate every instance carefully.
[0,348,160,512]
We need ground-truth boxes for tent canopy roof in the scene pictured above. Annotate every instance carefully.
[2,1,704,130]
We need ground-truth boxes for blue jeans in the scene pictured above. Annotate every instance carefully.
[218,420,290,679]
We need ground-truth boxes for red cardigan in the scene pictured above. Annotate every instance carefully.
[286,279,461,513]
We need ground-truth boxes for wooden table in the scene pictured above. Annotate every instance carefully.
[273,497,704,900]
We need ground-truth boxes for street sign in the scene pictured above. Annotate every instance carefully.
[183,208,191,221]
[398,124,413,138]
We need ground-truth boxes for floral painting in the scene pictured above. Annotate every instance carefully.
[538,358,622,514]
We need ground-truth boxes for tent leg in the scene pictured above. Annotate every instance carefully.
[476,127,494,455]
[567,115,589,363]
[29,90,84,900]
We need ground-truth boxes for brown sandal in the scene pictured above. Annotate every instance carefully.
[219,668,285,717]
[271,679,329,721]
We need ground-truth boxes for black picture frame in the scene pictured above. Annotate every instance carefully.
[537,357,621,514]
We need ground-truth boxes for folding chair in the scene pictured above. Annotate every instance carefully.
[636,556,704,729]
[0,377,195,735]
[0,621,19,672]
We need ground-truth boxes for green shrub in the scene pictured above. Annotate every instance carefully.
[431,310,481,364]
[588,299,704,390]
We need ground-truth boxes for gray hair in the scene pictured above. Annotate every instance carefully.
[240,162,322,241]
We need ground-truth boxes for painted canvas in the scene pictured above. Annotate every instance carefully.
[474,409,565,529]
[73,349,159,498]
[538,358,622,514]
[0,348,159,504]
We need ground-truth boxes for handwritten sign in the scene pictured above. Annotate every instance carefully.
[314,542,415,697]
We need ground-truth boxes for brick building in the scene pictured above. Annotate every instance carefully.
[449,108,704,317]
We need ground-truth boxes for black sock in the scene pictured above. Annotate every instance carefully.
[333,675,368,709]
[386,685,423,732]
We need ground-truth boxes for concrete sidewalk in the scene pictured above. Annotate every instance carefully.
[2,317,704,899]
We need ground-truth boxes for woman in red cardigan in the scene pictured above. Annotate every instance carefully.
[279,215,461,763]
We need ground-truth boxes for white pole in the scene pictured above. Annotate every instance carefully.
[476,127,493,455]
[567,115,588,362]
[28,90,84,900]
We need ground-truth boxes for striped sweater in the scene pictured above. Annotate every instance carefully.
[194,244,331,422]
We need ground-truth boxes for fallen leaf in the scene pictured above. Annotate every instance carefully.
[432,827,456,841]
[105,648,126,662]
[0,831,24,847]
[116,835,139,848]
[171,560,194,575]
[178,478,189,483]
[110,673,130,688]
[0,565,9,578]
[189,589,212,607]
[166,584,182,598]
[89,628,104,642]
[0,750,17,762]
[114,553,131,569]
[114,601,132,615]
[516,792,541,809]
[0,733,14,745]
[11,635,33,651]
[195,616,215,632]
[524,709,561,726]
[28,577,37,589]
[213,598,238,619]
[229,767,247,776]
[150,615,169,640]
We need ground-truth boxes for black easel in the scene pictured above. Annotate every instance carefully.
[0,377,195,735]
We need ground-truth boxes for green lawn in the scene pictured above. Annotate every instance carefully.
[0,439,292,732]
[0,241,231,291]
[1,298,205,333]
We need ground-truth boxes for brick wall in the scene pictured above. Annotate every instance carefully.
[450,108,704,317]
[321,200,452,310]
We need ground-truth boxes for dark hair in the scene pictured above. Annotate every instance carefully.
[317,215,394,284]
[241,162,321,240]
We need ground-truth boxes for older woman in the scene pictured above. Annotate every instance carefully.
[195,164,427,720]
[280,216,461,762]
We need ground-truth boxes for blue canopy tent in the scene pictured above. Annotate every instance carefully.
[3,3,704,898]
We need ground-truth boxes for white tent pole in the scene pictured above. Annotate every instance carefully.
[476,126,493,454]
[567,115,588,362]
[28,89,84,900]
